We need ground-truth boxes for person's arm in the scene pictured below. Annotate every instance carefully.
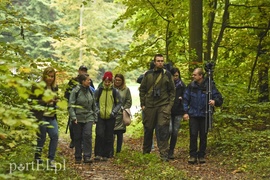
[112,89,122,114]
[139,72,148,108]
[211,83,223,107]
[68,89,77,123]
[183,85,190,120]
[123,88,132,109]
[167,73,176,108]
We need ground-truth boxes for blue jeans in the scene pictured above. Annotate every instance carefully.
[35,117,59,160]
[169,115,182,155]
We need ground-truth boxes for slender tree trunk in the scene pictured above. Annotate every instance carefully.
[258,61,269,102]
[189,0,203,72]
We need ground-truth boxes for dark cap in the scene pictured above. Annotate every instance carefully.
[79,65,88,71]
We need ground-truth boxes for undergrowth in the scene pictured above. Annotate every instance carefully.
[113,149,188,180]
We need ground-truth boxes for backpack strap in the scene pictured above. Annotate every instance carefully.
[112,88,117,106]
[147,69,167,95]
[75,86,93,101]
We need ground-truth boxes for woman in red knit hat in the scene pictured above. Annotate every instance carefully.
[94,71,122,161]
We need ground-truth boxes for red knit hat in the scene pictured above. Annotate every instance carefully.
[102,71,113,81]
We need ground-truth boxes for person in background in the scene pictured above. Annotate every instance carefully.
[112,74,132,155]
[94,71,122,161]
[30,67,59,168]
[183,68,223,164]
[68,73,97,164]
[168,67,186,159]
[64,65,95,148]
[139,54,175,161]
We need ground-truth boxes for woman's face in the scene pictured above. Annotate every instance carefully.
[82,76,91,87]
[114,77,123,87]
[45,72,55,85]
[173,72,179,81]
[104,79,112,87]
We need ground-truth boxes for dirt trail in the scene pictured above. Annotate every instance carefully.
[59,137,247,180]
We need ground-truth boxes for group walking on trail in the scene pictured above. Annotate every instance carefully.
[29,53,223,168]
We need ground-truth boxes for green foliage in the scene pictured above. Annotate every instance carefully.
[0,138,80,180]
[52,0,133,81]
[126,112,144,139]
[209,128,270,178]
[114,149,188,179]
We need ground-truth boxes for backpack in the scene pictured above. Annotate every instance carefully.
[75,86,93,100]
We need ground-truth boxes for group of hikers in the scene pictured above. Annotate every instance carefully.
[29,53,223,169]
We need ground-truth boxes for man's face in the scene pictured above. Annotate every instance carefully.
[192,69,203,82]
[154,56,164,69]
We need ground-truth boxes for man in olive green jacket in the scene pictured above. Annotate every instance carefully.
[139,54,175,161]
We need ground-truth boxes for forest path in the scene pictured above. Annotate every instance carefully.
[58,137,247,180]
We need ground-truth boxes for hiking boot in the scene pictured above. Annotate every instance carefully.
[94,156,102,161]
[75,159,81,164]
[188,157,197,164]
[168,149,174,159]
[101,157,108,161]
[49,160,56,169]
[198,157,206,164]
[69,141,74,148]
[83,157,93,163]
[168,153,175,160]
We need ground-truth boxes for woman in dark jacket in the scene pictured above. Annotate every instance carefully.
[30,67,59,168]
[68,73,97,164]
[113,74,132,155]
[169,67,186,159]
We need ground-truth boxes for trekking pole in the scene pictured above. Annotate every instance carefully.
[65,116,70,134]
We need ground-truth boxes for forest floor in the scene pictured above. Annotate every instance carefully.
[58,137,248,180]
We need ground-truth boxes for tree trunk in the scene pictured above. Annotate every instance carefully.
[258,60,269,102]
[189,0,203,72]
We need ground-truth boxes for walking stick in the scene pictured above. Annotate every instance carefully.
[65,116,70,134]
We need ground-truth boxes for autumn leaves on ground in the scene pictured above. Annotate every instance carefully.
[59,132,247,180]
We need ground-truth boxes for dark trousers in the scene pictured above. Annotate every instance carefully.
[113,130,124,154]
[189,117,208,158]
[94,117,116,158]
[72,121,93,160]
[142,106,170,158]
[169,115,182,155]
[35,118,59,161]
